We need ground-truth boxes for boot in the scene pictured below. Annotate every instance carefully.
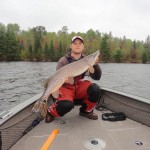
[45,111,54,123]
[79,111,98,120]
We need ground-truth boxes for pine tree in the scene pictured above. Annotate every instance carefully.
[32,26,46,61]
[130,40,137,62]
[114,49,122,63]
[142,51,147,63]
[5,24,20,61]
[144,35,150,61]
[0,23,6,60]
[50,40,55,61]
[28,44,33,60]
[44,43,50,61]
[58,40,62,57]
[1,22,150,63]
[100,34,110,62]
[33,36,41,61]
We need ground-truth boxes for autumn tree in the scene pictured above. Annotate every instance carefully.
[0,22,149,63]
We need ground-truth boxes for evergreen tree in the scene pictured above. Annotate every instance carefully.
[130,40,137,62]
[32,26,46,61]
[142,51,147,63]
[114,49,122,63]
[28,44,33,60]
[1,22,150,63]
[100,34,110,62]
[5,24,20,61]
[58,40,62,57]
[33,36,41,61]
[144,35,150,61]
[0,23,6,60]
[44,43,50,61]
[50,40,55,61]
[61,26,68,34]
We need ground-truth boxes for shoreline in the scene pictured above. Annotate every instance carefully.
[0,60,150,64]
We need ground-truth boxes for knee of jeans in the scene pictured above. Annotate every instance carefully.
[87,83,101,103]
[56,100,74,116]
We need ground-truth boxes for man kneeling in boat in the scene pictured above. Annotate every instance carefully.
[45,36,102,123]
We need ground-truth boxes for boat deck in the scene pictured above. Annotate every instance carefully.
[10,107,150,150]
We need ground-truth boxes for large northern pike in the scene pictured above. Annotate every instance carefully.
[32,50,100,117]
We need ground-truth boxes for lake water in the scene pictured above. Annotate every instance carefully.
[0,62,150,112]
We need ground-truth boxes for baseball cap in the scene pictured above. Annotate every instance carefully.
[71,36,84,43]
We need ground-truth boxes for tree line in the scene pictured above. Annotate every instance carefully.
[0,23,150,63]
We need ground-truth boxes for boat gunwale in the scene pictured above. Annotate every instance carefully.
[0,93,42,126]
[0,87,149,126]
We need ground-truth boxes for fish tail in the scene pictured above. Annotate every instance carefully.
[31,91,48,117]
[31,99,48,117]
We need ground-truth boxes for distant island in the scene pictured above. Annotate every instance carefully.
[0,23,150,63]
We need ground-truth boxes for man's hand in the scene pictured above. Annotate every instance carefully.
[64,76,74,84]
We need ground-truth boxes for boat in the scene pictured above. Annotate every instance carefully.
[0,87,150,150]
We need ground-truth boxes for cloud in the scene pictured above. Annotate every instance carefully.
[0,0,150,41]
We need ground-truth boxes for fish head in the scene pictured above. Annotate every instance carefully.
[85,50,100,66]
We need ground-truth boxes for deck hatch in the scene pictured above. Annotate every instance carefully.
[91,140,98,145]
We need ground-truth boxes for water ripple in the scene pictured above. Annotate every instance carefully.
[0,62,150,111]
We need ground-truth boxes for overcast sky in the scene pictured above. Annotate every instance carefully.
[0,0,150,41]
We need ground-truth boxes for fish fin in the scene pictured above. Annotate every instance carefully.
[31,98,47,117]
[42,78,49,89]
[39,101,47,117]
[68,76,74,84]
[89,66,94,73]
[31,98,41,113]
[31,99,39,112]
[52,90,60,99]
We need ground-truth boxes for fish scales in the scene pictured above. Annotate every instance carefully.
[43,52,98,100]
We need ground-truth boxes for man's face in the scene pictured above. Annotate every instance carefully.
[70,39,84,54]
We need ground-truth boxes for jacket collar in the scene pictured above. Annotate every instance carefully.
[65,51,85,60]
